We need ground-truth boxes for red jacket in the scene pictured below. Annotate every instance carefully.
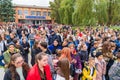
[26,64,52,80]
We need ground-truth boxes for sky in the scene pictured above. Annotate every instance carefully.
[12,0,54,6]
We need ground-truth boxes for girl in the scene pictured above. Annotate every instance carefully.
[55,58,70,80]
[4,53,30,80]
[82,57,96,80]
[27,52,52,80]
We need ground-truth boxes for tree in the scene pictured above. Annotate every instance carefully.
[49,0,62,23]
[50,0,120,26]
[72,0,96,26]
[0,0,15,22]
[107,0,120,25]
[95,0,108,25]
[59,0,75,25]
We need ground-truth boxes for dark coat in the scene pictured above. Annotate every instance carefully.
[21,42,30,54]
[90,47,97,57]
[48,33,59,45]
[44,48,52,55]
[48,44,62,54]
[4,67,28,80]
[31,48,41,66]
[78,50,88,62]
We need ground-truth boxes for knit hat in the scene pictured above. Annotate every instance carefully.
[96,52,102,58]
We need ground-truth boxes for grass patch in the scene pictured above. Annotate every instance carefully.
[72,26,120,31]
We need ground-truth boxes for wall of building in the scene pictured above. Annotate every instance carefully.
[14,5,52,24]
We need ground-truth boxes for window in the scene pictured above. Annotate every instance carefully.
[31,11,35,16]
[43,11,47,16]
[48,12,51,16]
[36,11,41,16]
[18,10,22,15]
[24,10,28,15]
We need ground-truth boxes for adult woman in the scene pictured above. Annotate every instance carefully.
[102,41,116,80]
[31,41,41,66]
[48,39,62,54]
[21,38,30,63]
[109,52,120,80]
[59,47,71,62]
[78,43,88,68]
[69,43,82,80]
[4,53,30,80]
[27,52,52,80]
[0,33,7,53]
[0,33,7,67]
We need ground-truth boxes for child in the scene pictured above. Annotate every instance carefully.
[95,52,106,80]
[82,57,96,80]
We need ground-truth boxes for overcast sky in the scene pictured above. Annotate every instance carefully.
[12,0,54,6]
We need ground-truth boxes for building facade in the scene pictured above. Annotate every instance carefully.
[14,4,52,24]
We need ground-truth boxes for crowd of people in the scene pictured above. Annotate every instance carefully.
[0,23,120,80]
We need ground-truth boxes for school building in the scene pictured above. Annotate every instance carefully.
[13,4,52,24]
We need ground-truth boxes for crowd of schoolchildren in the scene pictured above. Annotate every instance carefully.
[0,23,120,80]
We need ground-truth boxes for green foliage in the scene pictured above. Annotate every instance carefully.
[50,0,120,26]
[0,0,15,22]
[58,0,74,25]
[49,0,62,23]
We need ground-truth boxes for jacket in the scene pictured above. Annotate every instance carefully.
[4,67,28,80]
[48,33,59,45]
[95,58,106,80]
[82,66,96,80]
[31,48,41,66]
[109,61,120,80]
[3,49,20,64]
[21,42,30,54]
[26,64,52,80]
[48,44,62,54]
[78,50,88,63]
[71,53,82,80]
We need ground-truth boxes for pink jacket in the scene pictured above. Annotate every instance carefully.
[95,58,106,80]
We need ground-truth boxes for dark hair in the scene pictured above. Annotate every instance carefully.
[54,39,59,43]
[116,52,120,59]
[8,53,30,80]
[40,42,47,49]
[57,58,70,80]
[13,38,19,44]
[35,52,47,63]
[0,33,6,41]
[33,41,39,49]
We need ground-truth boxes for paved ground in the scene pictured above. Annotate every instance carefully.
[0,68,5,80]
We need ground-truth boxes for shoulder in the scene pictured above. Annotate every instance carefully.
[48,45,54,49]
[3,50,9,56]
[4,69,12,77]
[44,65,50,69]
[27,64,38,78]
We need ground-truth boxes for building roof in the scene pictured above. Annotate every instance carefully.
[13,4,50,9]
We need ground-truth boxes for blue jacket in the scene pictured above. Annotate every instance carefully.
[48,44,62,54]
[0,55,4,66]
